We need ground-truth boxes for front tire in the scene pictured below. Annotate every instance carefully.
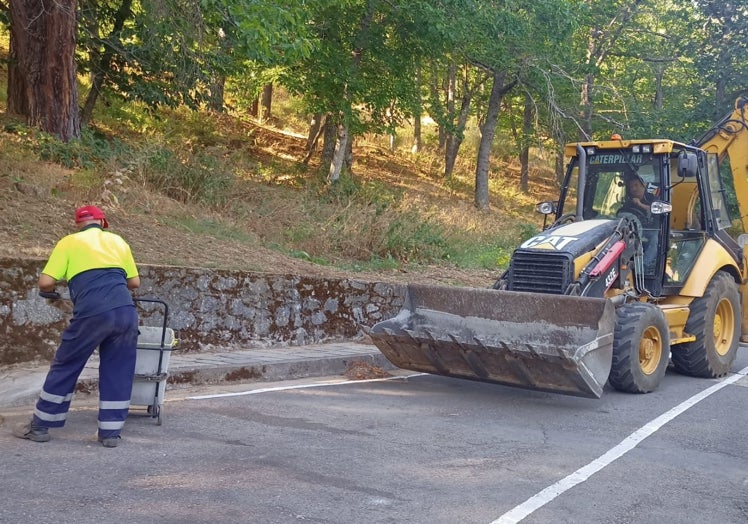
[609,302,670,394]
[671,271,740,378]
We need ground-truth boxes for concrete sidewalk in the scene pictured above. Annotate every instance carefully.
[0,341,396,409]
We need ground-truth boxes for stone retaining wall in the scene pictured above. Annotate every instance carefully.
[0,258,405,366]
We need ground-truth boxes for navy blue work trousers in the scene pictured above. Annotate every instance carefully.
[33,305,139,439]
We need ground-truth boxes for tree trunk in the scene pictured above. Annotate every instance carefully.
[207,75,226,112]
[306,114,324,150]
[652,65,664,111]
[344,133,354,172]
[555,150,565,186]
[411,63,422,154]
[6,34,28,116]
[260,83,273,122]
[519,92,533,193]
[80,0,134,124]
[444,77,472,179]
[303,113,325,164]
[412,115,421,154]
[474,71,510,210]
[328,123,349,183]
[442,62,456,154]
[426,64,448,152]
[580,70,593,140]
[579,2,641,140]
[9,0,81,141]
[320,115,337,174]
[388,101,396,151]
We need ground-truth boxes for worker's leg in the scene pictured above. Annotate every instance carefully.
[96,306,139,440]
[32,316,106,429]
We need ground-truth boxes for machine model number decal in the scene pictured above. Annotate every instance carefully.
[604,267,618,288]
[521,235,577,250]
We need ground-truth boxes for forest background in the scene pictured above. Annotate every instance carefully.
[0,0,746,287]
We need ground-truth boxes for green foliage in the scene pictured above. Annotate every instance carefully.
[340,254,400,273]
[517,221,540,242]
[294,170,453,264]
[281,0,446,137]
[213,0,312,65]
[136,147,233,206]
[376,209,451,262]
[34,128,130,169]
[9,0,748,276]
[448,237,511,270]
[76,0,312,112]
[169,216,256,243]
[445,219,538,270]
[322,171,402,210]
[288,249,328,265]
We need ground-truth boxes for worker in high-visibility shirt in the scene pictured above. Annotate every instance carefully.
[14,205,141,448]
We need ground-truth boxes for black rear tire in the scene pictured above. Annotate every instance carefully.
[671,271,740,378]
[609,302,670,394]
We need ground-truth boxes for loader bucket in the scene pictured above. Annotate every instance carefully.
[370,285,616,398]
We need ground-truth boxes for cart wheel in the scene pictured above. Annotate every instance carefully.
[157,406,163,426]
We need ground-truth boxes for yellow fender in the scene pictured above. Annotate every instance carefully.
[679,238,741,298]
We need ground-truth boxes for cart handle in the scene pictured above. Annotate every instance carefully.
[38,291,173,349]
[133,298,170,349]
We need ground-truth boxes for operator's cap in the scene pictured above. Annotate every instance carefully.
[75,205,109,228]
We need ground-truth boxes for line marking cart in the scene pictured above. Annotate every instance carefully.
[130,298,178,426]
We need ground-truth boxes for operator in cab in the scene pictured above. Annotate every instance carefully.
[620,173,659,274]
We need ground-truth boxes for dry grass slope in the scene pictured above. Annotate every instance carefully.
[0,101,558,289]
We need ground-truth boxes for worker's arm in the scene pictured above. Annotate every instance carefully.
[127,276,141,290]
[38,273,58,293]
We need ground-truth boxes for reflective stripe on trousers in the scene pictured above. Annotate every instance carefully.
[33,305,138,439]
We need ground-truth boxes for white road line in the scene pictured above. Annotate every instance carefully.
[492,365,748,524]
[185,373,428,400]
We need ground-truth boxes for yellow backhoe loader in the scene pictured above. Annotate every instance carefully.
[370,97,748,398]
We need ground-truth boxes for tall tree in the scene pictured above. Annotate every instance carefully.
[76,0,310,119]
[7,0,80,141]
[471,0,574,208]
[692,1,748,121]
[441,63,481,179]
[586,1,691,135]
[79,0,133,124]
[577,0,643,139]
[475,70,513,209]
[282,0,448,180]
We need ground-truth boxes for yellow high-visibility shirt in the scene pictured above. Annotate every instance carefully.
[42,226,138,282]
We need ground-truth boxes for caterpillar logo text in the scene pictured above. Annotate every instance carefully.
[521,235,578,250]
[590,153,643,164]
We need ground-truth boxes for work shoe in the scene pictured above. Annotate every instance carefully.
[98,435,121,448]
[13,422,51,443]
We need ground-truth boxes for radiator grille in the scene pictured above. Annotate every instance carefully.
[507,250,574,294]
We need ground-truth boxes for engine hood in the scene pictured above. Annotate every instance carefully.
[518,219,618,258]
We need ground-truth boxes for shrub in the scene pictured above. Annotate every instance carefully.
[132,145,233,206]
[35,128,129,169]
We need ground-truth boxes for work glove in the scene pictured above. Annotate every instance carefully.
[39,291,73,315]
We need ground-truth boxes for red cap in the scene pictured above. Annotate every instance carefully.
[75,205,109,228]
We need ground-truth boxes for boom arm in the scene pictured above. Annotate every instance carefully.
[693,97,748,232]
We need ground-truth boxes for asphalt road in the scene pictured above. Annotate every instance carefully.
[2,348,747,524]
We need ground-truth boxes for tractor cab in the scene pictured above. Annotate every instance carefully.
[541,138,739,297]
